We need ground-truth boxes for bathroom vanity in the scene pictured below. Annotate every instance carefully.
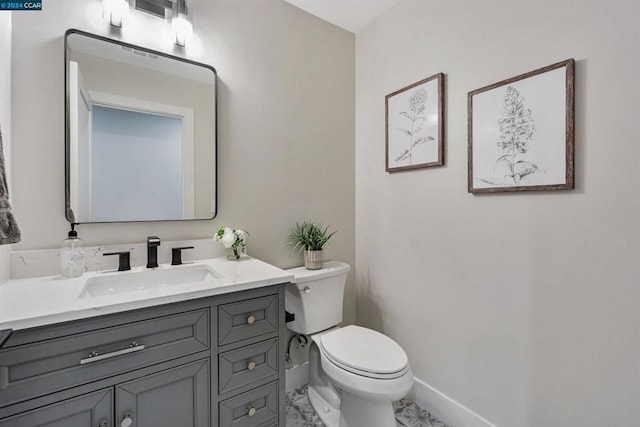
[0,257,292,427]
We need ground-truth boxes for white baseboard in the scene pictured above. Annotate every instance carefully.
[285,361,309,392]
[285,366,496,427]
[408,377,497,427]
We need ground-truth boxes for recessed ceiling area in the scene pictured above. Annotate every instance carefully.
[283,0,400,33]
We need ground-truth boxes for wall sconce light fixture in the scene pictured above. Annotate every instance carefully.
[102,0,194,47]
[102,0,129,27]
[172,0,193,47]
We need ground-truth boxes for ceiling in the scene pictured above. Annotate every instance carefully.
[282,0,400,33]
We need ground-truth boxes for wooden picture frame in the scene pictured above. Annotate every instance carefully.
[468,59,575,193]
[386,73,444,172]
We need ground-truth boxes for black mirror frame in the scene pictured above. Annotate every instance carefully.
[64,28,218,224]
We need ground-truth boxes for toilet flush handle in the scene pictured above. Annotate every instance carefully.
[303,286,311,294]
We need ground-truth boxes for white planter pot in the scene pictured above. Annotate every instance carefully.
[304,250,324,270]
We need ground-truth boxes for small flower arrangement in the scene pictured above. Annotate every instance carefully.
[214,227,248,260]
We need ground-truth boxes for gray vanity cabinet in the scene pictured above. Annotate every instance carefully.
[116,359,210,427]
[0,308,210,407]
[218,339,278,395]
[219,381,279,427]
[0,389,113,427]
[0,360,210,427]
[0,285,286,427]
[218,296,279,346]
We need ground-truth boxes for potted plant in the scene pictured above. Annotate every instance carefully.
[287,221,336,270]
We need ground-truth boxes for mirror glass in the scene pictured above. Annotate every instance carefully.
[65,29,217,223]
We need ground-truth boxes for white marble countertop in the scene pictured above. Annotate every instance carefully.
[0,256,294,331]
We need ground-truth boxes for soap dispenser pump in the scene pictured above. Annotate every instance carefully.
[61,223,85,278]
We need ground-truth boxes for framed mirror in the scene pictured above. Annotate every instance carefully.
[65,29,217,223]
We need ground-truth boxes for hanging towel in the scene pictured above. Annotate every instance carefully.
[0,125,20,245]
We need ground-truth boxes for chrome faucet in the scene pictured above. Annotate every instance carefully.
[146,236,161,268]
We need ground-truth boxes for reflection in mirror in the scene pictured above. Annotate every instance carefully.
[65,29,217,223]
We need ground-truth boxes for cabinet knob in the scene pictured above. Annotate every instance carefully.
[247,405,256,417]
[98,422,108,427]
[246,314,255,325]
[120,413,133,427]
[247,361,256,370]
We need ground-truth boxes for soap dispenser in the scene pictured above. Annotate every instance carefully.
[61,223,85,278]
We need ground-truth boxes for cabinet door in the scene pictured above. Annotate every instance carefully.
[0,388,112,427]
[116,359,209,427]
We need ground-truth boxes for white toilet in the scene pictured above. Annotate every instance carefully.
[285,261,413,427]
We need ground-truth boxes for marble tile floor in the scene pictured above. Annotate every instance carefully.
[285,385,450,427]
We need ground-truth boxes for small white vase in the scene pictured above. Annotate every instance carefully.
[304,249,323,270]
[226,245,245,260]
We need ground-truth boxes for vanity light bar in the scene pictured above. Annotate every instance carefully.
[135,0,172,18]
[103,0,194,47]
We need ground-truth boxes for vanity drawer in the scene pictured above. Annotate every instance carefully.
[0,308,209,407]
[219,338,278,394]
[218,295,279,346]
[0,388,113,427]
[219,381,278,427]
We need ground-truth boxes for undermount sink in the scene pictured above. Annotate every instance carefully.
[79,264,223,298]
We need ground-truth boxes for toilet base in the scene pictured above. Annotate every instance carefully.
[308,385,340,427]
[308,386,397,427]
[340,390,396,427]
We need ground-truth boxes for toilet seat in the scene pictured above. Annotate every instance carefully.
[318,325,409,380]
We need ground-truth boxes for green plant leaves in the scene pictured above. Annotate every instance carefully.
[287,221,336,252]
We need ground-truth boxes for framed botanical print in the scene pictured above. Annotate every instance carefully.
[386,73,444,172]
[468,59,575,193]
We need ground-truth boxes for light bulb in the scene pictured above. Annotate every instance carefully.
[172,15,193,46]
[172,0,193,47]
[102,0,129,27]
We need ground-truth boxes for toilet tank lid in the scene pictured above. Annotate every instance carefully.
[286,261,351,284]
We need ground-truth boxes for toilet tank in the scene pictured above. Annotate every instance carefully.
[285,261,350,335]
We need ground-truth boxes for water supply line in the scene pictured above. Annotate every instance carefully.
[285,333,308,364]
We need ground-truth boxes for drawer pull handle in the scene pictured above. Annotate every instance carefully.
[120,413,133,427]
[246,314,256,325]
[80,342,145,365]
[247,405,256,417]
[98,421,108,427]
[247,361,256,370]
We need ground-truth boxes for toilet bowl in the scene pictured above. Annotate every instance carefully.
[285,262,413,427]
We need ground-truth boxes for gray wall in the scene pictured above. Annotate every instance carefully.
[10,1,356,322]
[0,14,12,283]
[355,1,639,426]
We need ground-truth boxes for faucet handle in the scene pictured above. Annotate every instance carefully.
[104,251,131,271]
[171,246,194,266]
